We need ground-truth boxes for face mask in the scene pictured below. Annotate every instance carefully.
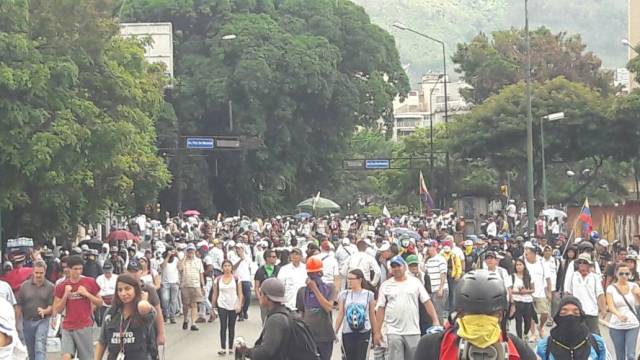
[456,314,502,349]
[554,314,582,329]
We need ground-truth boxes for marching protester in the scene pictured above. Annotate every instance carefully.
[414,270,536,360]
[535,296,607,359]
[374,255,440,360]
[254,249,280,322]
[605,262,640,360]
[277,248,307,311]
[512,258,536,341]
[96,262,117,327]
[563,253,606,335]
[178,244,204,331]
[53,255,102,360]
[211,260,243,355]
[95,273,158,360]
[16,260,53,360]
[334,269,376,360]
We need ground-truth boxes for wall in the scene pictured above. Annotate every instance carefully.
[567,201,640,245]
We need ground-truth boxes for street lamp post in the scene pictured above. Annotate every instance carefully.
[524,0,535,235]
[540,112,565,208]
[393,22,450,203]
[429,75,444,177]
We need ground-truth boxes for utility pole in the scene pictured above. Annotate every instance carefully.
[525,0,536,235]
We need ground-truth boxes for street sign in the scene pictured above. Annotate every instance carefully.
[186,137,215,149]
[365,159,390,170]
[216,137,241,149]
[343,159,364,170]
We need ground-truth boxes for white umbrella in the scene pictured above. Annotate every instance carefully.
[542,208,567,219]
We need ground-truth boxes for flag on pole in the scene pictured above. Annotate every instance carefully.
[419,171,435,212]
[312,192,321,212]
[577,197,593,235]
[383,205,391,218]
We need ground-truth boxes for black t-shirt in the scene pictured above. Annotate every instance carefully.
[99,310,157,360]
[414,332,537,360]
[254,265,280,284]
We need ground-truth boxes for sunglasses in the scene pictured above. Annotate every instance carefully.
[618,272,631,276]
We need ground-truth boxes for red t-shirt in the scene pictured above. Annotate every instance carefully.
[54,276,100,330]
[1,267,33,292]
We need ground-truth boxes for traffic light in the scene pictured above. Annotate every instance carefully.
[500,185,509,197]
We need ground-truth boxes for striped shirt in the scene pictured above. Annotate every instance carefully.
[425,254,448,291]
[179,257,203,288]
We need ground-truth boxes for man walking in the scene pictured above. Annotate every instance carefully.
[254,249,280,322]
[374,256,440,360]
[52,255,101,360]
[178,243,204,331]
[16,260,53,360]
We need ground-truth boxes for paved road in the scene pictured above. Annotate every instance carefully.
[46,304,622,359]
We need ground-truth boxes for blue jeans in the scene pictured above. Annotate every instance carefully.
[22,318,49,360]
[161,283,180,320]
[241,281,251,318]
[609,327,639,360]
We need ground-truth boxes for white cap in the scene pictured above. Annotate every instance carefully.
[378,241,391,252]
[464,240,473,246]
[598,239,609,247]
[227,240,236,248]
[574,237,583,244]
[341,238,351,246]
[524,241,536,250]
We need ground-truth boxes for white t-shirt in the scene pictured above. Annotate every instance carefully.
[96,274,117,299]
[607,283,640,329]
[0,280,16,305]
[511,274,533,303]
[566,272,604,317]
[277,262,308,311]
[318,254,339,285]
[488,267,512,291]
[525,257,550,298]
[229,252,251,282]
[161,259,180,284]
[376,276,430,335]
[216,276,240,311]
[542,257,559,291]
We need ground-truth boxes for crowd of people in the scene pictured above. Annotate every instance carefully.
[0,208,637,359]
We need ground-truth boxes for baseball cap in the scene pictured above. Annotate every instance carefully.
[102,262,114,272]
[485,251,498,259]
[290,248,303,255]
[406,254,419,266]
[464,240,474,246]
[341,238,351,246]
[378,241,391,252]
[598,239,609,248]
[389,255,406,267]
[524,241,536,250]
[576,253,592,264]
[186,243,196,251]
[127,258,141,271]
[260,278,287,303]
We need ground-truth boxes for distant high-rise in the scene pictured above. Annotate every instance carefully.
[629,0,640,88]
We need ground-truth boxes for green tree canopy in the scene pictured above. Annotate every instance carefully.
[121,0,410,215]
[0,0,170,239]
[452,27,611,104]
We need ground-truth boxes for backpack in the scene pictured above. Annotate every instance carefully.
[268,310,321,360]
[345,291,367,331]
[544,334,600,360]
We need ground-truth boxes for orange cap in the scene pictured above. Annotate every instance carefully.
[306,257,323,273]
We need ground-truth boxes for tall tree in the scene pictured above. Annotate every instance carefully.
[121,0,410,215]
[452,27,611,104]
[0,0,170,239]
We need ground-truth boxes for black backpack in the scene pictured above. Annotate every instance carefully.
[266,310,321,360]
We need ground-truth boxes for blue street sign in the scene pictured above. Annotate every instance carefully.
[186,137,215,150]
[365,159,390,170]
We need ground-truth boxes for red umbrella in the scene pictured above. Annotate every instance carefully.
[183,210,201,217]
[107,230,139,242]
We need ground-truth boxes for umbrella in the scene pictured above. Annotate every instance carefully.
[391,227,421,241]
[294,212,312,220]
[107,230,139,242]
[296,196,340,214]
[183,209,201,217]
[542,208,567,219]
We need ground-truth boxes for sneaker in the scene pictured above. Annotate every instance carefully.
[217,349,226,355]
[182,322,188,330]
[170,319,176,324]
[195,317,206,323]
[190,325,199,331]
[238,317,245,322]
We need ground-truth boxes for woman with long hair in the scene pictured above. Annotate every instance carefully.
[95,273,157,360]
[138,257,161,290]
[512,258,535,342]
[334,269,376,360]
[606,263,640,360]
[211,260,243,355]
